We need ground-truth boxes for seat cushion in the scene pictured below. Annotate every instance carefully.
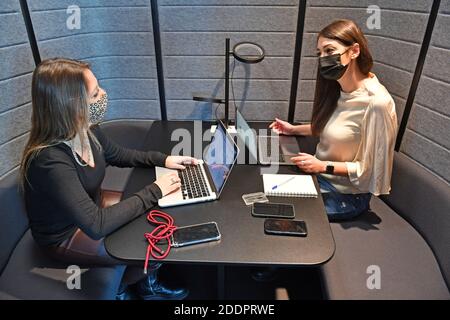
[0,230,125,300]
[381,152,450,288]
[321,197,450,300]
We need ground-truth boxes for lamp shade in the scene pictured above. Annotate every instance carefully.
[232,42,265,64]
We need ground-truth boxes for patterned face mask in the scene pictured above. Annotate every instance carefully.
[88,92,108,124]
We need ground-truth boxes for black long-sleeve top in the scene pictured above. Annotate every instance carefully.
[24,125,168,247]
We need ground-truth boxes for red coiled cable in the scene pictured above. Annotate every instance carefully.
[143,209,177,274]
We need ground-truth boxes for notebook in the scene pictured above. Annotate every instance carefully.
[262,174,318,198]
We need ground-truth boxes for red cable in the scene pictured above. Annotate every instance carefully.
[143,209,177,274]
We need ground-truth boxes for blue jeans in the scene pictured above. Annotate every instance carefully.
[317,175,371,221]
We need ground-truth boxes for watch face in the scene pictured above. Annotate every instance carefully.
[326,164,334,174]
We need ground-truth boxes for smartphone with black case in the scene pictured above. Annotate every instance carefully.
[171,222,221,248]
[264,219,307,237]
[251,202,295,219]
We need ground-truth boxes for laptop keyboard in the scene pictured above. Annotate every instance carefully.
[178,164,211,200]
[265,136,284,162]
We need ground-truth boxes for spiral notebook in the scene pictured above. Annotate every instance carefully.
[262,174,318,198]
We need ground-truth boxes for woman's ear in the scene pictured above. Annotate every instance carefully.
[350,43,361,60]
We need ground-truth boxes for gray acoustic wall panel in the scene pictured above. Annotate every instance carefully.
[294,0,433,122]
[28,0,161,120]
[0,0,35,180]
[401,1,450,185]
[159,0,298,120]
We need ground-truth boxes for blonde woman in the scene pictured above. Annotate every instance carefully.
[21,58,195,299]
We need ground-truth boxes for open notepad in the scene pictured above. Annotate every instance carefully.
[262,174,318,198]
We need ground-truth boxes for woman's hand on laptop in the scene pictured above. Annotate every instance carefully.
[154,172,181,196]
[165,156,198,170]
[269,118,296,135]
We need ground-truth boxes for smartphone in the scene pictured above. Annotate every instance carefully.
[251,202,295,219]
[264,219,307,237]
[171,222,221,248]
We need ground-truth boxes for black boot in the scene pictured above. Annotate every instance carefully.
[135,265,188,300]
[116,285,138,300]
[116,280,142,300]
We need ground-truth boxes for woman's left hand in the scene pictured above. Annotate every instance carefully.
[290,153,325,173]
[165,156,198,170]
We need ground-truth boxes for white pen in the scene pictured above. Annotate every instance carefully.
[272,176,296,190]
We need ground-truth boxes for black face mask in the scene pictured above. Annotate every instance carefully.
[318,48,351,80]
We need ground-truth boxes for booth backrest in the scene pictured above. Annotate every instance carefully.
[99,120,154,150]
[381,152,450,289]
[0,169,29,275]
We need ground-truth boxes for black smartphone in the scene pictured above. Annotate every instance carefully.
[171,222,221,248]
[264,219,307,237]
[251,202,295,219]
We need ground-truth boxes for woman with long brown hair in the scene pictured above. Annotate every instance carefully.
[270,19,398,221]
[21,58,196,299]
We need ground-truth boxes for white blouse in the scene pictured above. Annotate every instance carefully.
[315,73,398,196]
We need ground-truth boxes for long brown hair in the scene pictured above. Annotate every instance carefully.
[20,58,93,188]
[311,19,373,136]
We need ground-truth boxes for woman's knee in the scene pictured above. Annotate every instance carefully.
[322,192,371,221]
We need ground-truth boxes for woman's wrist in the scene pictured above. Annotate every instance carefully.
[151,182,163,199]
[294,124,311,136]
[292,124,303,135]
[320,161,328,174]
[320,161,348,176]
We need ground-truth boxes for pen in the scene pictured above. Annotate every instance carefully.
[272,176,296,190]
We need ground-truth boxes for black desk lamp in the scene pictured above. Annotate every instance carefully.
[193,38,265,132]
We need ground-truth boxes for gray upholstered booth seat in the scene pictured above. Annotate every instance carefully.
[0,120,155,300]
[0,168,125,300]
[0,230,125,300]
[321,153,450,299]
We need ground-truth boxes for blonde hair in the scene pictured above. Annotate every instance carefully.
[20,58,100,189]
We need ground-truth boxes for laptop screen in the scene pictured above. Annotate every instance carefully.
[204,122,238,195]
[235,109,258,160]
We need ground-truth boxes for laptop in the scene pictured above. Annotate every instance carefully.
[155,120,239,207]
[235,109,300,165]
